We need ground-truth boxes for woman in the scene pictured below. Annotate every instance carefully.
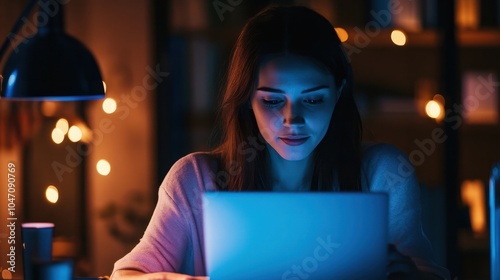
[111,5,450,280]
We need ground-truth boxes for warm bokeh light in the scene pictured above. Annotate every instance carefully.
[425,100,441,119]
[51,128,65,144]
[96,159,111,176]
[102,98,117,114]
[41,101,59,117]
[433,94,445,106]
[1,269,12,279]
[68,125,83,142]
[461,180,486,235]
[69,121,93,143]
[45,185,59,204]
[456,0,479,29]
[102,81,107,93]
[56,118,69,134]
[391,30,406,46]
[334,27,348,42]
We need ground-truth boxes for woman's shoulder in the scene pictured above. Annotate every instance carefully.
[161,152,219,192]
[168,152,218,174]
[361,142,413,169]
[362,142,405,159]
[360,142,416,192]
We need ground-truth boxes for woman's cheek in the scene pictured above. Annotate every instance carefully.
[261,109,282,130]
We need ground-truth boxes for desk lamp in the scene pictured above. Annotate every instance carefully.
[0,0,104,101]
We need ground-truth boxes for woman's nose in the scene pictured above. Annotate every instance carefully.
[283,101,304,126]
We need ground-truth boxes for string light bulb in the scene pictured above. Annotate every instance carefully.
[391,30,406,46]
[96,159,111,176]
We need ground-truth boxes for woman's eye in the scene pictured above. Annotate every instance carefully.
[262,99,284,106]
[304,98,324,105]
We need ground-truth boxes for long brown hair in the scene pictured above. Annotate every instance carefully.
[212,5,362,192]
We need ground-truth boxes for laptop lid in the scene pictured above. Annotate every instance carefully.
[203,192,388,280]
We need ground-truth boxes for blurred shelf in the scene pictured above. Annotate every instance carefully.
[458,28,500,47]
[341,28,500,47]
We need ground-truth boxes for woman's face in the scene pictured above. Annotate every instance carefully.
[250,54,341,161]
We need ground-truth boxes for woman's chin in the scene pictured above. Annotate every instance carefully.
[276,150,311,161]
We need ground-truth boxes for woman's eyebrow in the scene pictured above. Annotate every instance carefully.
[256,86,284,93]
[256,85,330,93]
[302,85,329,93]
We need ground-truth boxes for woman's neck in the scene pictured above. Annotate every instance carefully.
[266,148,314,192]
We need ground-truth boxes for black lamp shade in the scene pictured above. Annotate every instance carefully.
[1,31,105,101]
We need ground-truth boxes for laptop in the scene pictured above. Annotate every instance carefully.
[202,192,388,280]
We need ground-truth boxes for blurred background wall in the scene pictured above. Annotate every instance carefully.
[0,0,499,278]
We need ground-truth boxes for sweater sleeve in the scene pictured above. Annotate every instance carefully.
[362,143,451,280]
[112,153,215,276]
[112,169,191,274]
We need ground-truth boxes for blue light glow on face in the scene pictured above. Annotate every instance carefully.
[250,54,340,161]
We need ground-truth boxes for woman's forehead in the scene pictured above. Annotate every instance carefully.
[256,54,334,86]
[258,53,328,70]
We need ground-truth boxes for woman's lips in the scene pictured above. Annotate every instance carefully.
[279,136,309,146]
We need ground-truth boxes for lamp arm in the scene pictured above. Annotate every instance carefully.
[0,0,38,64]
